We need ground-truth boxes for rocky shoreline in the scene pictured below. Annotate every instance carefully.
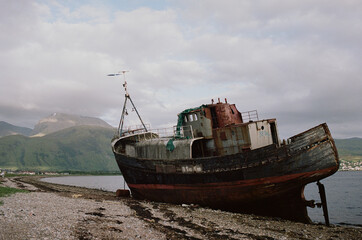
[1,176,361,240]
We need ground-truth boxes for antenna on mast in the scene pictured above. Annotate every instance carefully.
[121,71,129,96]
[108,70,147,136]
[108,70,129,96]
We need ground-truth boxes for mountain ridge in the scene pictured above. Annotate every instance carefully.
[0,113,118,172]
[31,112,113,137]
[0,121,32,137]
[0,125,118,172]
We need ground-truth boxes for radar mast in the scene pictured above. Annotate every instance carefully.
[108,71,147,136]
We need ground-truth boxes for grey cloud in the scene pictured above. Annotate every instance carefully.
[0,0,361,139]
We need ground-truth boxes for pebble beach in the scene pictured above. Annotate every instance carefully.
[1,177,361,240]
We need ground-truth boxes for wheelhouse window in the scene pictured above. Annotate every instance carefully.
[187,113,199,122]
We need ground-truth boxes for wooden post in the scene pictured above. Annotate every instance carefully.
[317,181,330,226]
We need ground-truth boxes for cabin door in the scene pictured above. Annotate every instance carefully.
[210,107,218,128]
[270,122,278,145]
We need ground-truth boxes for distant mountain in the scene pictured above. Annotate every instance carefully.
[0,121,32,137]
[31,113,113,137]
[335,138,362,156]
[0,125,118,172]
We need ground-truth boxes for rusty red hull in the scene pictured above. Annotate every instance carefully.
[112,123,339,222]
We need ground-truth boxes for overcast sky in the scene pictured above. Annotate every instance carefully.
[1,0,361,139]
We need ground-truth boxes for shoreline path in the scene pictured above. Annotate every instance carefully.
[1,176,361,240]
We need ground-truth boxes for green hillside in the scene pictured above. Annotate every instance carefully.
[0,125,119,172]
[335,138,362,156]
[0,121,32,137]
[335,138,362,170]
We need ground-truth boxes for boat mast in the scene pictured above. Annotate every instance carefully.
[108,71,148,136]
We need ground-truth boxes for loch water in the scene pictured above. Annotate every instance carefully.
[42,171,361,226]
[304,171,361,226]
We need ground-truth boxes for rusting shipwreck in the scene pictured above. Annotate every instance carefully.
[112,88,339,223]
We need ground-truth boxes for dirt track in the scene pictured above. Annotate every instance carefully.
[1,176,361,239]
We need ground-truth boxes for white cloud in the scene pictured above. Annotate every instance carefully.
[0,0,361,139]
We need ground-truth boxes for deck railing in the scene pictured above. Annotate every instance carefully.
[121,124,194,139]
[241,110,259,122]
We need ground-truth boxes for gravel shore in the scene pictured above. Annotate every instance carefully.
[1,176,361,240]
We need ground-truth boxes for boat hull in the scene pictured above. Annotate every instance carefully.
[112,123,339,222]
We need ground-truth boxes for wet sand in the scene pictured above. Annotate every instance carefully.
[1,176,361,239]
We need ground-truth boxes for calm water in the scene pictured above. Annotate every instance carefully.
[304,171,361,226]
[42,175,129,192]
[42,171,361,226]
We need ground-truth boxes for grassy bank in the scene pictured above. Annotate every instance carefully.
[0,185,28,205]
